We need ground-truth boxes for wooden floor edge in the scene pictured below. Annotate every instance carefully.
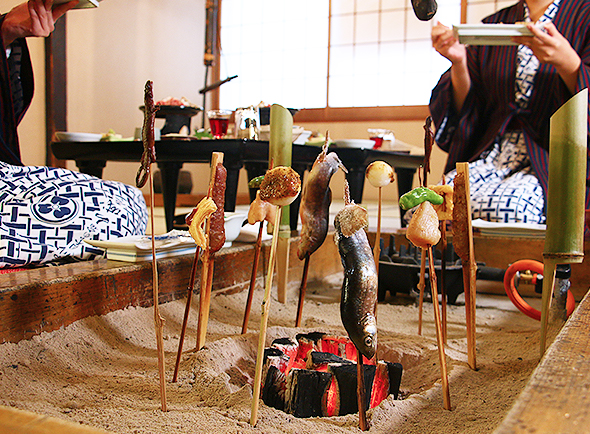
[494,288,590,433]
[0,405,114,434]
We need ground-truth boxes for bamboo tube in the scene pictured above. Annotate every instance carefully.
[540,89,587,356]
[269,104,293,304]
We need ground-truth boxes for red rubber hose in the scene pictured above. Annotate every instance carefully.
[503,259,575,321]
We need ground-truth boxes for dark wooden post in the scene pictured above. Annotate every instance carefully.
[44,18,67,168]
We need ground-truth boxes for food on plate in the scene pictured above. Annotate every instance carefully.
[399,186,444,210]
[365,161,395,188]
[297,144,346,260]
[208,163,227,253]
[334,206,378,359]
[429,184,454,221]
[259,166,301,207]
[186,197,217,249]
[155,96,198,108]
[406,201,441,249]
[100,129,124,141]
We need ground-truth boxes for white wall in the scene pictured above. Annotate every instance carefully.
[65,0,208,191]
[7,0,446,203]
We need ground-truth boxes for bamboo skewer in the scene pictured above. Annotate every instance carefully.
[172,249,200,382]
[416,117,434,336]
[356,348,368,431]
[241,221,264,334]
[427,246,451,410]
[417,252,426,336]
[195,152,224,351]
[136,80,166,411]
[149,170,167,411]
[295,256,310,327]
[196,255,215,350]
[251,206,283,426]
[440,221,448,344]
[454,163,477,370]
[374,187,382,274]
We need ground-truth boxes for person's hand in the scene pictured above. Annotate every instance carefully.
[513,22,581,92]
[1,0,79,47]
[431,21,466,65]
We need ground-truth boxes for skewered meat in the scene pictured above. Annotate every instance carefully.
[406,201,441,249]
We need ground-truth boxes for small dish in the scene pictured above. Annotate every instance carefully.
[453,24,534,46]
[333,139,375,149]
[54,132,102,142]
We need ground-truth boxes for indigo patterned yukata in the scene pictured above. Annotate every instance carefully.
[430,0,590,223]
[0,14,147,268]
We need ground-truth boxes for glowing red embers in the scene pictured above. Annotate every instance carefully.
[261,332,403,418]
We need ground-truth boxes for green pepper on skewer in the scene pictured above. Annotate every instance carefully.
[248,175,265,189]
[399,186,444,210]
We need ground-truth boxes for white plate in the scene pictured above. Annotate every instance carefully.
[453,24,534,46]
[54,132,102,142]
[334,139,375,149]
[55,0,101,8]
[472,218,545,238]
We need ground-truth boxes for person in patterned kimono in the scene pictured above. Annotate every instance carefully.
[0,0,147,268]
[429,0,590,224]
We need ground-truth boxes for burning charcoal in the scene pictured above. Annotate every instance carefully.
[328,363,376,416]
[306,351,351,370]
[285,368,332,418]
[262,365,287,411]
[369,361,391,407]
[263,347,289,375]
[318,335,349,357]
[295,332,325,361]
[388,362,403,400]
[271,337,298,362]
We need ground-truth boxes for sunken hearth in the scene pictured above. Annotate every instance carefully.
[261,332,403,418]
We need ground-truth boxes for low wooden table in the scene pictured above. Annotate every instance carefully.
[51,138,423,231]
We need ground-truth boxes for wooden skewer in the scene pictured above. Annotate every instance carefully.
[195,152,224,350]
[440,221,448,344]
[427,246,451,410]
[356,348,368,431]
[172,248,200,382]
[251,206,282,426]
[241,221,265,334]
[417,251,426,336]
[455,162,477,370]
[373,186,383,274]
[148,169,167,411]
[295,255,310,327]
[196,254,215,350]
[539,258,558,356]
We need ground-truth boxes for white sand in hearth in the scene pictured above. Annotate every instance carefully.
[0,273,543,433]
